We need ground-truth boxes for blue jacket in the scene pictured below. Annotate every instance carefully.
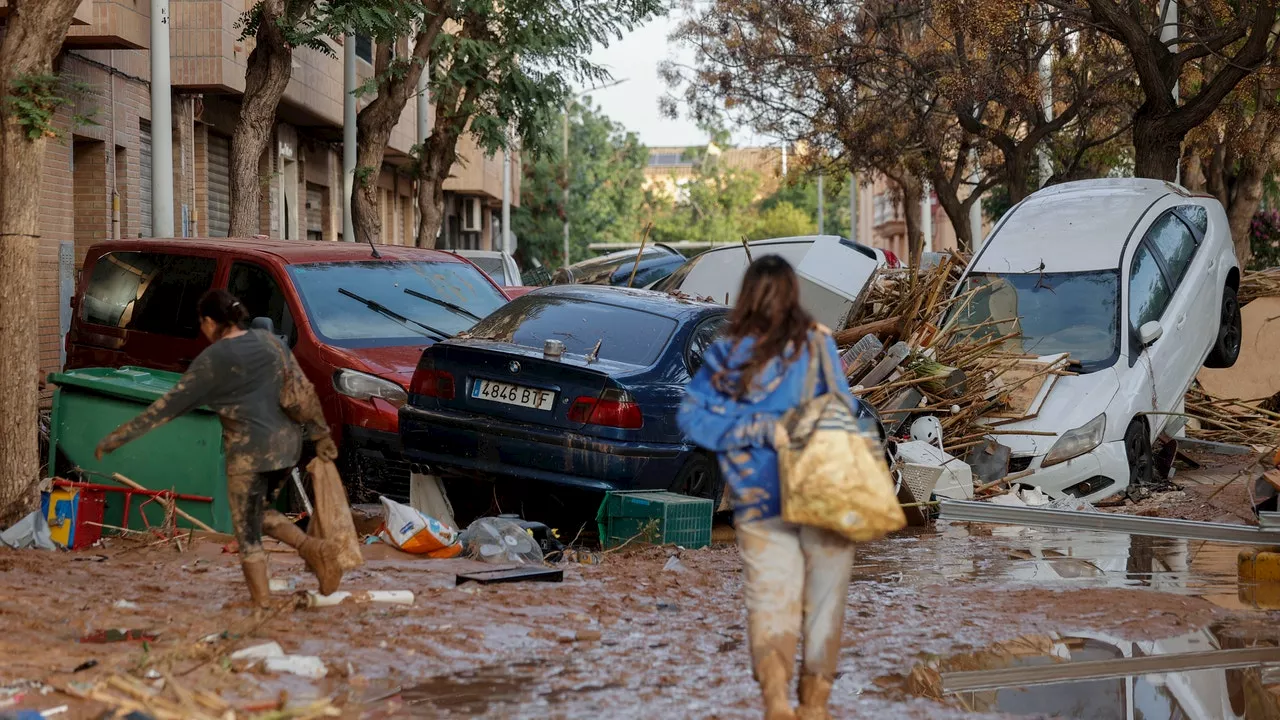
[678,330,854,523]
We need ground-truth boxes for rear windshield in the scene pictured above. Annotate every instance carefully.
[466,295,678,366]
[468,256,506,282]
[82,251,216,338]
[287,260,507,347]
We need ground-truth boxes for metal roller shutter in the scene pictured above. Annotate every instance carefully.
[140,122,152,237]
[207,133,231,237]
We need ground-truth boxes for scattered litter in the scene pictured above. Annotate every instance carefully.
[263,654,327,679]
[229,642,284,662]
[71,554,108,562]
[896,440,974,500]
[662,555,687,573]
[305,590,415,608]
[113,599,140,610]
[71,660,98,673]
[458,517,544,565]
[456,567,564,585]
[560,548,603,565]
[1045,496,1097,513]
[376,496,461,558]
[79,629,158,644]
[0,511,56,550]
[268,578,296,593]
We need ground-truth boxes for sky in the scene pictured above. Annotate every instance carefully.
[582,12,768,149]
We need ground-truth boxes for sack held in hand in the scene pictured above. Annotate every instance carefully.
[777,331,906,542]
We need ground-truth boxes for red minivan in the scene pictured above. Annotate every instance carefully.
[65,238,510,500]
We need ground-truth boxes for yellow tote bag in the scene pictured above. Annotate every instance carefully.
[777,333,905,542]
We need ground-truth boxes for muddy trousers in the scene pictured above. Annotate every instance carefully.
[737,518,856,720]
[228,469,297,607]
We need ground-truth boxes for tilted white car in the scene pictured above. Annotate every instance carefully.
[951,179,1242,502]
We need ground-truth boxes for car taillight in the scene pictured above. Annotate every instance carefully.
[410,369,455,399]
[567,389,643,429]
[883,250,901,268]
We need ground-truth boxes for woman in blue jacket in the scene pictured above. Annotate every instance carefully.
[679,256,857,720]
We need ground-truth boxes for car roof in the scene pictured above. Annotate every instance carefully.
[454,250,503,259]
[86,237,468,266]
[572,244,680,269]
[531,284,724,319]
[972,179,1193,273]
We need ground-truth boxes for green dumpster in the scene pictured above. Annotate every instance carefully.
[47,366,233,534]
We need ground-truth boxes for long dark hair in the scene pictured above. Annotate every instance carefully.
[714,255,813,399]
[198,289,249,334]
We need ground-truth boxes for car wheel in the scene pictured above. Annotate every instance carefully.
[1124,419,1153,487]
[673,452,724,503]
[1205,284,1242,369]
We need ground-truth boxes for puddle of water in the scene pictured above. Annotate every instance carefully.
[854,523,1265,611]
[907,629,1280,720]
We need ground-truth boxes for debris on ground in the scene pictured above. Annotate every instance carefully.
[457,517,544,565]
[375,496,461,558]
[77,672,341,719]
[0,511,56,550]
[305,590,415,607]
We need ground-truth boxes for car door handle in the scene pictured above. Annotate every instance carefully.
[1177,315,1186,327]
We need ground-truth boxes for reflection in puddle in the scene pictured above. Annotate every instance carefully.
[855,523,1264,610]
[908,630,1280,719]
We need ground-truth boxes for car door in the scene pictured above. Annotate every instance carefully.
[227,260,299,346]
[1127,210,1201,423]
[71,250,219,371]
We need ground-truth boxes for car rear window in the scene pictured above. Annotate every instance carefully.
[82,251,216,338]
[467,295,678,366]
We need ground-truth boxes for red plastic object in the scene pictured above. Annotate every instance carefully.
[72,489,105,550]
[51,479,213,539]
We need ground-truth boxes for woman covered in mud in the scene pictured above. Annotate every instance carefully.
[679,256,858,720]
[95,289,344,609]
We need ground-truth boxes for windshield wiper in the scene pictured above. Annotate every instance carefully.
[338,287,448,341]
[403,288,482,323]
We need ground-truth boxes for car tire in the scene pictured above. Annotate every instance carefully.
[1205,284,1242,369]
[1124,419,1153,488]
[673,452,724,504]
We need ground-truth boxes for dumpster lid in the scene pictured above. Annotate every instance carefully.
[48,366,207,407]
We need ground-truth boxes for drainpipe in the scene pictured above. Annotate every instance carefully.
[415,48,428,245]
[1160,0,1180,184]
[150,0,174,237]
[342,33,356,242]
[849,173,858,243]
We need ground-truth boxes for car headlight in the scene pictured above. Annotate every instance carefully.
[1041,414,1106,468]
[333,369,408,408]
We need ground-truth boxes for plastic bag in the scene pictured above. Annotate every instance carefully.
[376,496,461,558]
[0,510,56,550]
[306,458,364,572]
[458,517,544,565]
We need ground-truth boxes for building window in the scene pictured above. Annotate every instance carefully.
[356,35,373,63]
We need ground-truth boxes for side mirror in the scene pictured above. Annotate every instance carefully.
[1138,320,1163,348]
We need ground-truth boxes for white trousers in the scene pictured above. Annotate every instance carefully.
[736,517,856,679]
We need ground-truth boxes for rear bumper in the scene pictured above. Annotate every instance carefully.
[399,406,692,492]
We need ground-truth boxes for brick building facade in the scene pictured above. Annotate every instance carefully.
[32,0,519,381]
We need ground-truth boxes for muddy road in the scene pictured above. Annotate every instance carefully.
[5,499,1280,719]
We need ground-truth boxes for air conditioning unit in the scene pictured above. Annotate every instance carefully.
[461,197,483,232]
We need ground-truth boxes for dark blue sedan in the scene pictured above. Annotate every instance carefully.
[399,285,731,501]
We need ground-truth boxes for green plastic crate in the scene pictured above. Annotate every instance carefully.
[595,490,713,550]
[48,366,234,534]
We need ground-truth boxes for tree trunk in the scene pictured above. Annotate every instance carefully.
[928,169,974,253]
[0,0,85,524]
[1226,162,1267,268]
[899,176,924,267]
[416,177,445,248]
[354,18,445,247]
[1005,150,1033,205]
[1131,111,1182,181]
[229,0,302,237]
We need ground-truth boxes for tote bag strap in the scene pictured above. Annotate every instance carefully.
[812,328,858,412]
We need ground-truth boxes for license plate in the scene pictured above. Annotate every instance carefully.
[471,379,556,411]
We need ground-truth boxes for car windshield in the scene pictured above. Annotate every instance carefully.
[949,270,1121,372]
[467,256,506,283]
[466,294,679,366]
[287,261,507,347]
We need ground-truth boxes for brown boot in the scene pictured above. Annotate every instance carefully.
[797,674,834,720]
[241,554,272,609]
[262,514,344,596]
[755,650,797,720]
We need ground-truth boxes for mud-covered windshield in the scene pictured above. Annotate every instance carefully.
[949,270,1121,373]
[288,261,507,347]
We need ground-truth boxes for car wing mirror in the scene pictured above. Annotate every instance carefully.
[1138,320,1163,348]
[252,316,289,345]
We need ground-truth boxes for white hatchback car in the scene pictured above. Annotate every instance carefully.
[951,179,1242,502]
